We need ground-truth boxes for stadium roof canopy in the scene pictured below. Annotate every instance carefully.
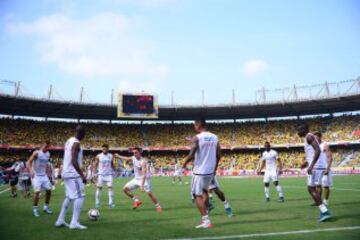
[1,93,360,121]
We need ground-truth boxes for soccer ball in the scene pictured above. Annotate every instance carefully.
[88,209,100,221]
[185,181,189,185]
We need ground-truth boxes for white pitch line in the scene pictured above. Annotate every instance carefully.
[0,188,10,194]
[164,226,360,240]
[284,185,360,192]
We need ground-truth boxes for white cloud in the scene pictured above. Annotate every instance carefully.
[242,59,268,78]
[5,12,169,84]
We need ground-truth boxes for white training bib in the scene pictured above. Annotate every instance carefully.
[62,137,83,179]
[98,152,113,176]
[261,149,278,171]
[193,131,218,175]
[304,133,327,169]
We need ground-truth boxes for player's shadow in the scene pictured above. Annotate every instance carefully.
[331,201,360,206]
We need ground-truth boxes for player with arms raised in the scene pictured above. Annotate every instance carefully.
[93,144,115,208]
[115,147,162,212]
[297,123,332,222]
[257,141,284,202]
[55,125,87,229]
[183,118,221,229]
[28,141,53,217]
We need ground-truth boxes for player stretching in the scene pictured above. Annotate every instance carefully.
[115,148,162,212]
[172,160,183,184]
[257,141,284,202]
[208,176,233,217]
[183,118,220,229]
[28,141,53,217]
[297,124,332,222]
[55,125,87,229]
[314,132,333,206]
[93,144,115,208]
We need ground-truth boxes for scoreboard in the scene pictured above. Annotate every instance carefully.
[117,93,159,119]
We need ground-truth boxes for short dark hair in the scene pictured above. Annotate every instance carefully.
[265,141,270,145]
[133,147,142,153]
[296,123,309,132]
[102,143,109,148]
[195,117,206,127]
[314,131,322,138]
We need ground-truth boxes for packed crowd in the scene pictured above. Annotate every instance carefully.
[1,115,359,148]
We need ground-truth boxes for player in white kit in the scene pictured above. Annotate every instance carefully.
[257,141,284,202]
[314,132,333,206]
[93,144,115,208]
[297,123,332,222]
[55,125,87,229]
[115,147,162,212]
[172,160,183,184]
[183,118,221,229]
[28,141,53,217]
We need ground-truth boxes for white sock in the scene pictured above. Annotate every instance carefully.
[71,197,84,226]
[44,204,49,210]
[276,185,284,198]
[132,196,139,202]
[155,203,160,208]
[323,199,328,205]
[57,197,71,223]
[202,215,210,224]
[108,190,113,205]
[95,189,101,205]
[223,200,230,209]
[264,187,270,198]
[319,204,328,213]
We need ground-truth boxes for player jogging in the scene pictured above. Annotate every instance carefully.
[55,125,87,229]
[115,147,162,212]
[28,141,53,217]
[314,132,333,206]
[257,141,284,202]
[183,118,221,229]
[297,123,332,222]
[93,144,115,208]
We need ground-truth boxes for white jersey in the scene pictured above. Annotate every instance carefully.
[97,152,113,176]
[33,150,50,176]
[193,131,219,175]
[62,137,83,179]
[304,133,327,169]
[132,156,150,179]
[320,142,331,169]
[174,163,181,172]
[261,149,278,171]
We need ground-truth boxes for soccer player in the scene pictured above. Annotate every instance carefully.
[5,159,22,197]
[314,132,333,206]
[183,118,221,229]
[18,159,31,198]
[172,160,183,184]
[297,123,332,222]
[28,141,53,217]
[257,141,284,202]
[115,147,162,212]
[208,176,233,217]
[55,125,87,229]
[93,144,115,208]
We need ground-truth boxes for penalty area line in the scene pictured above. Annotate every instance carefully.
[163,226,360,240]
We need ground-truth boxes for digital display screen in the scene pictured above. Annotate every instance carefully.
[117,93,158,119]
[122,95,155,114]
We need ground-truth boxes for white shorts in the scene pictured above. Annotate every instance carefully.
[264,170,279,183]
[124,178,151,193]
[191,174,213,196]
[63,177,85,199]
[322,171,333,187]
[307,169,325,187]
[174,170,183,177]
[32,175,52,192]
[97,175,113,187]
[208,176,220,190]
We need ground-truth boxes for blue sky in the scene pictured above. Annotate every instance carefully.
[0,0,359,105]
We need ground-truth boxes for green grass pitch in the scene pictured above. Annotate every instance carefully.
[0,175,359,240]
